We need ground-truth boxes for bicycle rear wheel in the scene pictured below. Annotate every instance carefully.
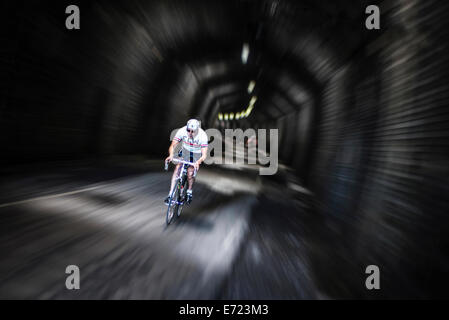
[166,182,180,225]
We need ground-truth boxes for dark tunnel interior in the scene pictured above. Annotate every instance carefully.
[1,0,449,299]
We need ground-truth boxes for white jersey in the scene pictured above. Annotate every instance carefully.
[173,126,208,153]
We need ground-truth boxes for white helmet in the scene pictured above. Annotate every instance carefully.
[186,119,200,131]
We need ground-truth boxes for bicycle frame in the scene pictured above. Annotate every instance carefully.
[164,158,197,224]
[172,159,196,203]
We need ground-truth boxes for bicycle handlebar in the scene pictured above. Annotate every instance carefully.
[170,158,196,166]
[164,158,197,174]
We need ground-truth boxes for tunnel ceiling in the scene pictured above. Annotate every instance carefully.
[130,0,382,122]
[104,0,382,125]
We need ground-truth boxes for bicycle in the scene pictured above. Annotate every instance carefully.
[164,158,197,225]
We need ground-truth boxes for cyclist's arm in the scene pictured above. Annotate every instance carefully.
[168,140,180,158]
[197,146,208,165]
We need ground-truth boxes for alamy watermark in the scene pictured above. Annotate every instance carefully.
[365,5,380,30]
[170,128,279,175]
[65,265,80,290]
[65,5,80,30]
[365,265,380,290]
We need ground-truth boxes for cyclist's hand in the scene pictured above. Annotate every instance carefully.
[165,155,173,163]
[194,161,201,171]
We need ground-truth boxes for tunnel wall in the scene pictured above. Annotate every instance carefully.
[2,1,239,164]
[309,0,449,298]
[275,100,313,177]
[2,2,165,164]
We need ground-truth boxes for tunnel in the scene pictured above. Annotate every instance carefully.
[1,0,449,299]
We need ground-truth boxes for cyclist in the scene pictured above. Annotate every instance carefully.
[164,119,208,204]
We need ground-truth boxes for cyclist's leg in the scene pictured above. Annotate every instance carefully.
[187,152,200,191]
[169,147,184,195]
[168,163,182,196]
[187,166,195,190]
[185,166,195,204]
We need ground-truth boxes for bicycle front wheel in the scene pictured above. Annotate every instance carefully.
[166,182,180,225]
[176,179,187,217]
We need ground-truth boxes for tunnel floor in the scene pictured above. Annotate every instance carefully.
[0,157,328,299]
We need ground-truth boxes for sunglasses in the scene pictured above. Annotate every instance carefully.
[187,129,195,133]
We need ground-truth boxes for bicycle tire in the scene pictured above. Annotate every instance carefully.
[176,179,187,217]
[166,181,180,225]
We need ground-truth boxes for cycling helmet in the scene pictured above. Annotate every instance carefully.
[186,119,200,131]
